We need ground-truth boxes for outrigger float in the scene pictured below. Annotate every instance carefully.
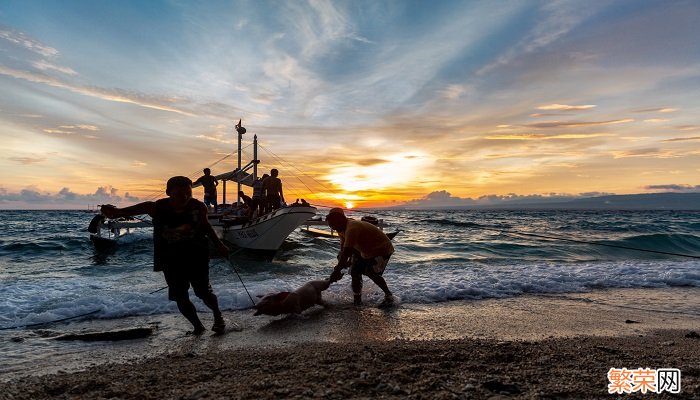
[300,215,400,240]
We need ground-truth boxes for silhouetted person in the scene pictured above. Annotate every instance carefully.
[326,208,394,306]
[251,173,268,217]
[263,168,285,212]
[238,190,253,218]
[194,168,219,212]
[101,176,229,334]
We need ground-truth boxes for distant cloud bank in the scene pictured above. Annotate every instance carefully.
[0,186,142,209]
[400,190,613,208]
[400,186,699,209]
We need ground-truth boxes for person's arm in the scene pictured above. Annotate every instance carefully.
[101,202,156,219]
[199,202,229,257]
[279,181,284,203]
[329,246,353,282]
[214,177,219,187]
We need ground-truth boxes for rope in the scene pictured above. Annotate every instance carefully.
[0,309,102,331]
[138,144,253,202]
[225,257,256,306]
[258,144,327,202]
[148,207,293,304]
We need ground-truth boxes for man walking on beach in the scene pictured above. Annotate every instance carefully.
[101,176,229,334]
[194,168,219,213]
[327,208,394,305]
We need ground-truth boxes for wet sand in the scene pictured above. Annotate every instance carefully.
[1,288,699,399]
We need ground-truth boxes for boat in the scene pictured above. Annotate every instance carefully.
[300,215,400,240]
[88,213,152,252]
[217,203,316,254]
[89,120,317,256]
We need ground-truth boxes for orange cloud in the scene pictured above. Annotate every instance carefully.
[537,104,596,111]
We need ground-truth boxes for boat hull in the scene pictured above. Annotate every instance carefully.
[220,206,317,251]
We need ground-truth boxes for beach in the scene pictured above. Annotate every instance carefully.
[2,287,698,399]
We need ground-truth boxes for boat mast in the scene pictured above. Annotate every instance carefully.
[236,119,245,205]
[253,134,258,181]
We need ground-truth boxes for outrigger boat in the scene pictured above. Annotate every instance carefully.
[89,121,316,256]
[88,214,152,252]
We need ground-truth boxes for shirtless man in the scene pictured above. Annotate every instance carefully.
[263,168,285,211]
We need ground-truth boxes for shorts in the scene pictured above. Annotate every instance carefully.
[351,254,392,276]
[162,262,213,301]
[203,192,218,207]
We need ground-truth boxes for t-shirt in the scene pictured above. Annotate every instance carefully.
[340,219,394,259]
[153,198,209,271]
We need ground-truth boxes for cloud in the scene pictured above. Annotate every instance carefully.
[32,60,77,75]
[356,158,387,167]
[0,186,144,207]
[0,27,58,57]
[537,104,596,111]
[643,184,700,192]
[485,133,612,141]
[477,1,602,75]
[401,190,617,208]
[611,148,678,159]
[439,84,469,100]
[0,65,195,116]
[663,136,700,142]
[675,125,700,131]
[8,156,46,164]
[634,107,678,113]
[525,119,634,129]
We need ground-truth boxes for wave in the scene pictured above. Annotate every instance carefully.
[2,259,698,329]
[0,238,90,256]
[600,233,700,258]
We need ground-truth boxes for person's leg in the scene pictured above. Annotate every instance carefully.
[192,267,225,333]
[165,268,205,333]
[365,270,392,297]
[199,290,223,320]
[175,297,206,333]
[350,260,364,305]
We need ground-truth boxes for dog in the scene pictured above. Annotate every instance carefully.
[253,279,335,316]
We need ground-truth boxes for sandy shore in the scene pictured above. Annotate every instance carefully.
[1,288,699,399]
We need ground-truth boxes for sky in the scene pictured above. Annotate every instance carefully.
[1,0,699,209]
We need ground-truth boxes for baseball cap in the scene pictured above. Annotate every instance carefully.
[326,207,345,220]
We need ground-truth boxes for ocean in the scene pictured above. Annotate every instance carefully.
[1,209,699,377]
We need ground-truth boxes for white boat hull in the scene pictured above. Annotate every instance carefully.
[219,206,317,251]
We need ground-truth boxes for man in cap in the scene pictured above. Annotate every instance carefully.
[326,208,394,305]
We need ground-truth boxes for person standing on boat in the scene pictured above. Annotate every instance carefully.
[238,190,253,218]
[263,168,285,212]
[251,173,268,217]
[194,168,219,213]
[100,176,229,335]
[326,208,394,306]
